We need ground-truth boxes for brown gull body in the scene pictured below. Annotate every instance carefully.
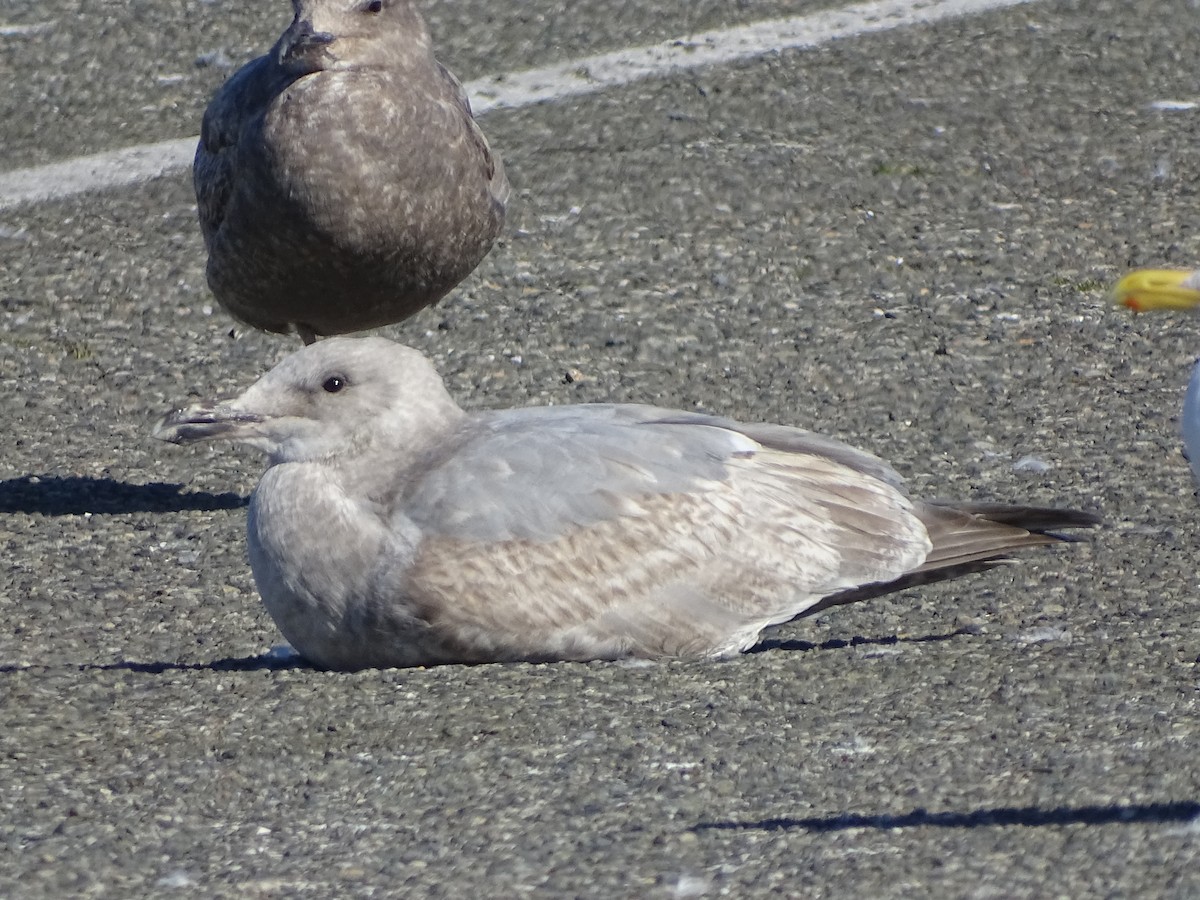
[194,0,509,342]
[155,337,1097,671]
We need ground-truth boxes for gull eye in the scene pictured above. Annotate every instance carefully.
[322,375,347,393]
[363,0,383,12]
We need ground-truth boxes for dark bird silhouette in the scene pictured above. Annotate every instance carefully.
[194,0,509,343]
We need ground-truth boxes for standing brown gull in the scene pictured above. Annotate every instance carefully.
[194,0,509,343]
[155,337,1097,671]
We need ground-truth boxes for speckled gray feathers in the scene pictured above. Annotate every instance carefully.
[155,337,1097,671]
[194,0,509,340]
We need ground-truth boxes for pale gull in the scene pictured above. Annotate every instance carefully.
[194,0,509,343]
[155,337,1097,671]
[1114,268,1200,486]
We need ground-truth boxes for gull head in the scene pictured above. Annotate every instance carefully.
[154,337,462,466]
[1113,269,1200,313]
[280,0,431,72]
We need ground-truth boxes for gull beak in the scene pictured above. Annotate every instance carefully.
[153,403,265,445]
[280,18,335,68]
[1113,269,1200,313]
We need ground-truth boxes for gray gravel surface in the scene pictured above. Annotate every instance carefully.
[2,0,1200,897]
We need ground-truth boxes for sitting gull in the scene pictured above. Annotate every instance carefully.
[194,0,509,343]
[155,337,1097,670]
[1114,268,1200,486]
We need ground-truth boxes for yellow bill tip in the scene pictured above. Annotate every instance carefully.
[1113,269,1200,313]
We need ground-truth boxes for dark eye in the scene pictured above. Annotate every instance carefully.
[322,375,347,393]
[364,0,383,11]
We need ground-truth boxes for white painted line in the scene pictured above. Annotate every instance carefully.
[0,0,1039,212]
[1148,99,1198,111]
[0,21,56,37]
[0,138,199,212]
[468,0,1038,116]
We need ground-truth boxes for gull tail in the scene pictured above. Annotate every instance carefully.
[803,502,1100,615]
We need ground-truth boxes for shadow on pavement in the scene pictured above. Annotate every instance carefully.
[693,801,1200,833]
[751,629,976,654]
[93,653,310,673]
[0,475,247,515]
[0,653,310,675]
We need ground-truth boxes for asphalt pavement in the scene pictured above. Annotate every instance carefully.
[2,0,1200,896]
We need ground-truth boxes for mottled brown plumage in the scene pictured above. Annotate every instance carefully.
[194,0,509,341]
[155,337,1099,671]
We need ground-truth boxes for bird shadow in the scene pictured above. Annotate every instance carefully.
[92,653,311,674]
[0,651,311,676]
[0,634,973,678]
[0,475,246,516]
[692,801,1200,833]
[750,628,975,655]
